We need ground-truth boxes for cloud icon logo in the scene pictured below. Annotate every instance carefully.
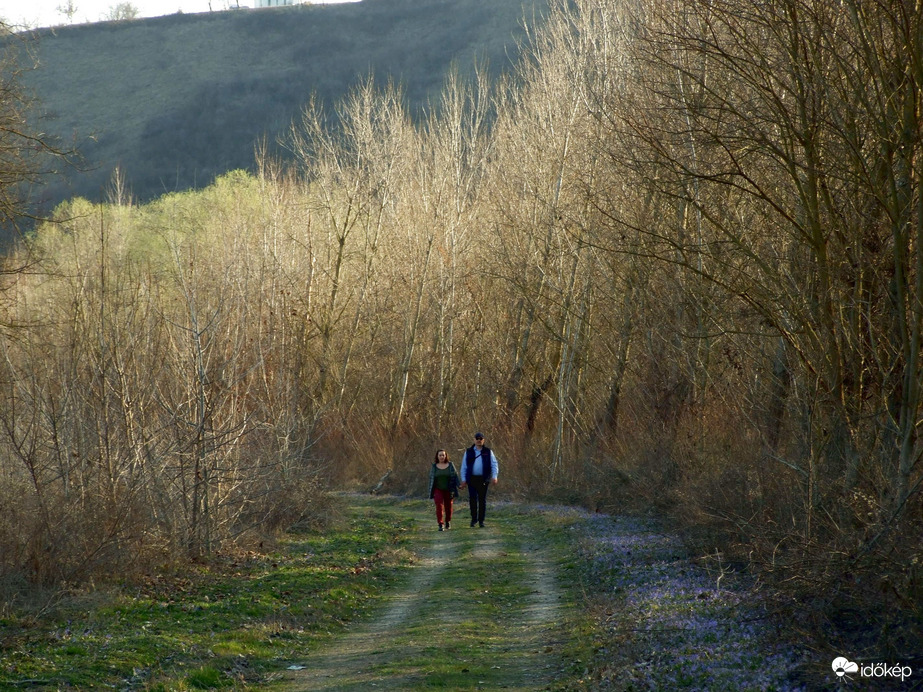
[832,657,859,677]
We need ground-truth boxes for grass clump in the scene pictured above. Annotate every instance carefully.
[186,665,228,689]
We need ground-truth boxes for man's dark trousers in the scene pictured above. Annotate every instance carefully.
[467,474,489,525]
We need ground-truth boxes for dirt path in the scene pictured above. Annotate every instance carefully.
[281,512,566,691]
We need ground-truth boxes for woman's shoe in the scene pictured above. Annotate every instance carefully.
[438,523,444,531]
[445,521,451,530]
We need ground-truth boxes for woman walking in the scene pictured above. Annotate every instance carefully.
[428,449,459,531]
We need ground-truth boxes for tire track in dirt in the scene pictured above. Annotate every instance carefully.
[486,529,566,689]
[281,518,565,691]
[281,533,453,691]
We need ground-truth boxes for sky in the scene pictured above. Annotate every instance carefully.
[0,0,358,30]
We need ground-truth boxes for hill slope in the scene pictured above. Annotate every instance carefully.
[20,0,545,213]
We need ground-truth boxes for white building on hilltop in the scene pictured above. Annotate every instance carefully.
[253,0,297,7]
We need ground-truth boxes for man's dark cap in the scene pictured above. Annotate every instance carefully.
[474,432,484,439]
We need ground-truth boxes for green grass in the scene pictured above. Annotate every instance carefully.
[0,496,609,690]
[376,535,535,689]
[290,502,588,691]
[0,496,420,690]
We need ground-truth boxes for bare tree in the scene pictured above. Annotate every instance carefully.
[287,80,408,428]
[56,1,78,24]
[104,2,139,21]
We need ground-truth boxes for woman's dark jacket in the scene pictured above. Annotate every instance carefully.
[428,461,459,499]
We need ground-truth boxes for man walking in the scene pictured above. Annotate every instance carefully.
[459,432,499,527]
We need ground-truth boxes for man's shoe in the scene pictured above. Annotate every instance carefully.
[470,520,477,527]
[479,522,485,528]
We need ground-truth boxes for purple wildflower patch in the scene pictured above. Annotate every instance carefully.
[571,512,808,690]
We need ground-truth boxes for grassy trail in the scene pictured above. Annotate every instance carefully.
[0,493,806,690]
[282,496,570,691]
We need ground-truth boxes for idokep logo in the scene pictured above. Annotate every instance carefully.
[832,656,913,683]
[832,657,859,678]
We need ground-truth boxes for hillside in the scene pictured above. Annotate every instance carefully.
[18,0,545,214]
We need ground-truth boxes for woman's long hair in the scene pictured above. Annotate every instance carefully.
[434,449,450,464]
